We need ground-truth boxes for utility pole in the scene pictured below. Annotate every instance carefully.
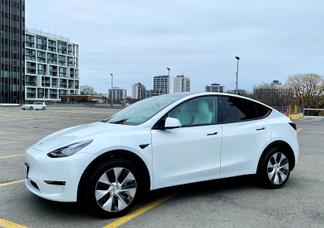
[110,73,114,107]
[235,56,240,94]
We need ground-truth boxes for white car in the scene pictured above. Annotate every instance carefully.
[21,102,47,110]
[25,93,299,217]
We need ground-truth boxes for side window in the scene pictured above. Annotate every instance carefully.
[256,102,271,118]
[218,96,268,123]
[168,96,218,127]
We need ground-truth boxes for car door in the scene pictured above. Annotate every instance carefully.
[151,96,222,189]
[218,95,272,178]
[33,103,39,109]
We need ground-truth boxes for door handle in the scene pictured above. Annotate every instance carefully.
[207,132,218,136]
[256,127,265,131]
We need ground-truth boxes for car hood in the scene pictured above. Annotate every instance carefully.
[32,122,134,152]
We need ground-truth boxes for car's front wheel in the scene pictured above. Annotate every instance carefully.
[80,159,141,217]
[258,147,291,188]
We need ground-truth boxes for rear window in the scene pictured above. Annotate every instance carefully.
[218,96,270,123]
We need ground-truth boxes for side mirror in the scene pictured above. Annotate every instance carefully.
[164,117,182,129]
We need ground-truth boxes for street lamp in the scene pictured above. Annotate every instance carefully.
[43,72,46,103]
[109,73,114,107]
[167,67,170,94]
[235,56,240,94]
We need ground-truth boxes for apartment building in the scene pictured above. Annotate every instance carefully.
[153,75,169,96]
[25,28,79,102]
[174,75,190,93]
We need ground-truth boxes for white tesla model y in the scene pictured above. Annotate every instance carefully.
[25,92,299,217]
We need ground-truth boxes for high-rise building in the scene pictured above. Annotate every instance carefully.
[25,28,79,102]
[205,83,224,93]
[132,82,146,100]
[174,75,190,93]
[0,0,25,104]
[153,75,169,96]
[108,87,127,103]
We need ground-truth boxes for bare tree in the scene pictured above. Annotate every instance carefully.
[253,82,294,106]
[287,73,324,108]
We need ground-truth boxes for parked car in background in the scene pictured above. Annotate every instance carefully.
[21,102,47,110]
[25,93,299,217]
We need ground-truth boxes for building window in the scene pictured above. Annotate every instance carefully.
[52,78,58,87]
[37,88,44,98]
[68,80,74,89]
[26,87,36,98]
[48,40,56,52]
[68,44,73,55]
[37,64,46,75]
[59,79,67,88]
[58,55,66,66]
[67,57,74,67]
[50,89,58,99]
[25,34,34,48]
[37,51,46,63]
[26,75,37,86]
[26,62,36,74]
[59,89,67,96]
[47,53,57,64]
[57,41,67,54]
[69,68,75,78]
[36,36,47,50]
[59,67,66,77]
[25,48,36,61]
[49,65,58,77]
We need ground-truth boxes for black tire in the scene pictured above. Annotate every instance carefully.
[258,146,291,189]
[29,107,33,110]
[79,159,143,218]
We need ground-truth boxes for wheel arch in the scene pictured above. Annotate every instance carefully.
[257,140,296,173]
[77,149,151,202]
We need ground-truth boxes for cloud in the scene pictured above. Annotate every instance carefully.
[26,0,324,94]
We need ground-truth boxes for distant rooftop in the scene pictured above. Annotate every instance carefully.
[26,27,75,43]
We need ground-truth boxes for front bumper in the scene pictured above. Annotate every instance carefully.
[25,147,95,202]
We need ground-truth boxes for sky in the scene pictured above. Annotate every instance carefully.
[26,0,324,94]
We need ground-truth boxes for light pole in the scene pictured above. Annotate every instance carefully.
[43,72,46,103]
[167,67,170,94]
[235,56,240,94]
[110,73,114,107]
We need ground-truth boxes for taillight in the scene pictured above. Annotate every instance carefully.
[289,122,297,130]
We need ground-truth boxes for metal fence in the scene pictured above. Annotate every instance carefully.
[304,108,324,116]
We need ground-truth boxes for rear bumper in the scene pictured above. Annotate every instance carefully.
[25,147,95,202]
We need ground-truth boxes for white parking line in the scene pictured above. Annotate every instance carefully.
[0,154,24,159]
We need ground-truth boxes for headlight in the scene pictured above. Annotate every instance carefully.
[47,139,93,158]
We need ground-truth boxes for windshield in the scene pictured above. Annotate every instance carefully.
[104,93,190,125]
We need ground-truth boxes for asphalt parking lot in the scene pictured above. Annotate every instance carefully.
[0,107,323,228]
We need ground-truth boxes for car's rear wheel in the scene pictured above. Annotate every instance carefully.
[258,147,291,188]
[80,159,141,217]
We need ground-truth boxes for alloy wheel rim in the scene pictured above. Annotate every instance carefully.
[267,152,289,185]
[95,167,137,212]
